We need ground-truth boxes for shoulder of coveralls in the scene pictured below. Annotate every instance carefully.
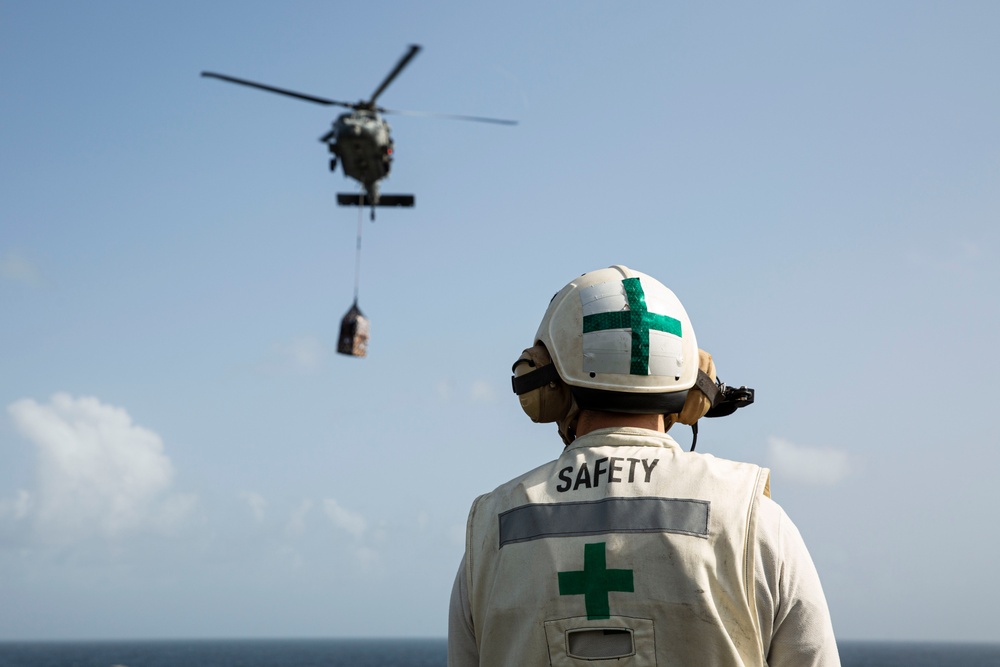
[480,454,564,499]
[753,491,841,665]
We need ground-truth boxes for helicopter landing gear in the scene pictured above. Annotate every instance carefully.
[329,157,338,171]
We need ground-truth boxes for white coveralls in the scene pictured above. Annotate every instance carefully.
[448,427,840,667]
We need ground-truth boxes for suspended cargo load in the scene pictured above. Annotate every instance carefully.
[337,301,370,357]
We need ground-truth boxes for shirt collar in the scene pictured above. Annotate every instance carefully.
[567,427,682,453]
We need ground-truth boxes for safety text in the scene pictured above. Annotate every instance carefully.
[555,457,659,493]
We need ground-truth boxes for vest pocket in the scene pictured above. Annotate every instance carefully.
[544,616,655,666]
[568,628,633,658]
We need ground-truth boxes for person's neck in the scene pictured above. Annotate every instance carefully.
[574,410,665,437]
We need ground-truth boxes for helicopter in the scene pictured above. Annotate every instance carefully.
[202,44,517,220]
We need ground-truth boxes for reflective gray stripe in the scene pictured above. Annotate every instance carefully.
[498,497,710,548]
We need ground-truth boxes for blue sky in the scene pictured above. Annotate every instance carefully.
[2,1,999,642]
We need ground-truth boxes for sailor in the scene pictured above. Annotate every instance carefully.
[448,265,840,666]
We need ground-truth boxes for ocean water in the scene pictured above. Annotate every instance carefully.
[0,639,444,667]
[838,641,1000,667]
[0,638,998,666]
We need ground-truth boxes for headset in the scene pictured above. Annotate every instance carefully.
[512,344,753,451]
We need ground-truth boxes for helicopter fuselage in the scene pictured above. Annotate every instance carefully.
[325,110,394,201]
[202,43,514,219]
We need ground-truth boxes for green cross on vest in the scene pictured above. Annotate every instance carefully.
[582,277,682,375]
[558,542,634,620]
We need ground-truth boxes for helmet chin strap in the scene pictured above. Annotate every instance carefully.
[665,414,701,452]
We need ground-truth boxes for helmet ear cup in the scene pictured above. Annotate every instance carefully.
[512,344,572,424]
[675,349,718,426]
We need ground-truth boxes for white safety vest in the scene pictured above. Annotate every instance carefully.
[465,427,772,667]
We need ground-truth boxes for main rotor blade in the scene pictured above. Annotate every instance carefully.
[368,44,422,106]
[379,107,519,126]
[201,72,354,108]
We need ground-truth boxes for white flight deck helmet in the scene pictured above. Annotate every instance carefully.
[512,266,700,441]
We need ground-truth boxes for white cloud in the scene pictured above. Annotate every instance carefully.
[905,238,986,277]
[322,498,366,538]
[435,379,453,401]
[449,522,467,548]
[278,544,304,569]
[471,380,496,402]
[4,393,195,543]
[767,437,850,486]
[354,545,380,571]
[0,490,32,521]
[273,335,327,373]
[240,492,268,522]
[0,251,41,286]
[286,499,313,536]
[435,379,497,403]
